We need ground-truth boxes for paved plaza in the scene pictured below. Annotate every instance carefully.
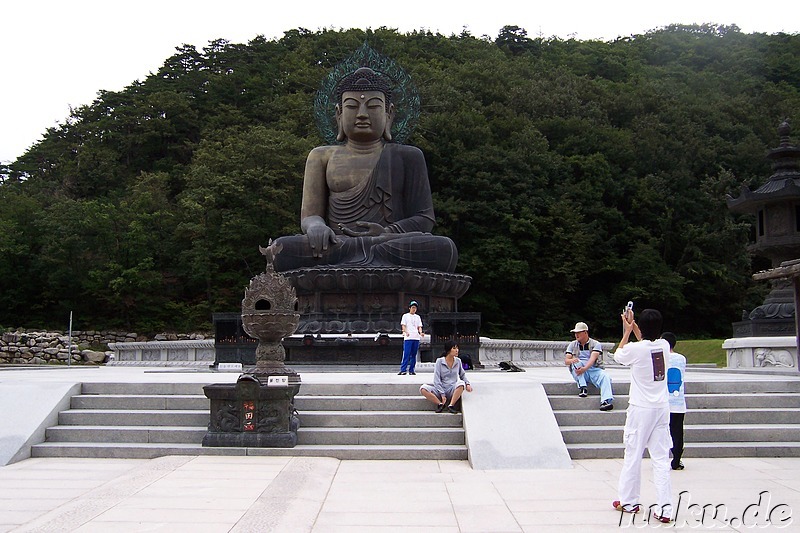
[1,366,799,531]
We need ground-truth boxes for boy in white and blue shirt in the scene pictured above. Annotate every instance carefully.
[661,331,687,471]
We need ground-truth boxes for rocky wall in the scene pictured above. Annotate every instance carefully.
[0,330,209,365]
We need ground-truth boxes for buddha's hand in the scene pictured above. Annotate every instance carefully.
[338,221,386,237]
[306,224,337,258]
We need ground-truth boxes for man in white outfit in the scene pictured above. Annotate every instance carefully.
[399,301,423,375]
[612,308,673,523]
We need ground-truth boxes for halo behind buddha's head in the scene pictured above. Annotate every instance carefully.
[314,43,420,145]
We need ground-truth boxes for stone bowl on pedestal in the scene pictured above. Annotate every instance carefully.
[241,310,299,373]
[240,265,300,377]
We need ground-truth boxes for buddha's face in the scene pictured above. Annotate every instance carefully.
[337,90,391,142]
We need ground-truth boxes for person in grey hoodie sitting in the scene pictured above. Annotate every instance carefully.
[420,340,473,413]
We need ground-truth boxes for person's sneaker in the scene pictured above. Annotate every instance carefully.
[599,400,614,411]
[435,403,445,413]
[397,371,407,375]
[447,405,459,414]
[409,371,416,375]
[672,461,685,470]
[579,387,588,397]
[613,501,640,513]
[652,511,672,523]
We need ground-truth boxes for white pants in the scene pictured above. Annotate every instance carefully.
[618,404,673,516]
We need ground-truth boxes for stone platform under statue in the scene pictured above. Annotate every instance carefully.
[279,266,474,363]
[281,266,471,334]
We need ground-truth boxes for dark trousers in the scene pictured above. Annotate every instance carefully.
[669,412,685,467]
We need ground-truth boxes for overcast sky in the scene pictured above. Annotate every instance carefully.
[2,0,797,164]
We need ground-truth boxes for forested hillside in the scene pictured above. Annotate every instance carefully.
[2,24,798,339]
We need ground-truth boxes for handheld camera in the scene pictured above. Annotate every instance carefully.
[624,301,634,319]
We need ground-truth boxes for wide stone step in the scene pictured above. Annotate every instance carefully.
[684,381,800,394]
[72,394,208,410]
[685,393,800,409]
[297,427,465,445]
[80,381,427,397]
[553,410,626,426]
[553,408,800,426]
[45,425,206,444]
[297,411,463,428]
[59,409,210,427]
[560,424,800,444]
[294,395,430,411]
[548,392,800,411]
[58,408,462,428]
[298,383,427,396]
[44,424,463,446]
[70,394,434,412]
[29,442,467,460]
[567,441,800,460]
[548,396,631,410]
[81,382,209,395]
[542,380,800,396]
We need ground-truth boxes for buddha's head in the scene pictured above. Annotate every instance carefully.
[335,67,395,142]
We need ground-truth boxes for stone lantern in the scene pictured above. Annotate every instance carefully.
[728,119,800,337]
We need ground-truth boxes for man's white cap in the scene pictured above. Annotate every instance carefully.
[570,322,589,333]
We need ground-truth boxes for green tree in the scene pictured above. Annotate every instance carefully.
[3,26,798,339]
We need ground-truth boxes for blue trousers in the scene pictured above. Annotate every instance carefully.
[400,339,419,372]
[570,363,613,402]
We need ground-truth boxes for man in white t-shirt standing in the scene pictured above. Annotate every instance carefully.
[399,300,423,375]
[612,308,673,524]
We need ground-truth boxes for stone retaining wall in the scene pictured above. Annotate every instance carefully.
[0,330,209,365]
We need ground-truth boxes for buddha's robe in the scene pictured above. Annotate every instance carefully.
[273,143,458,272]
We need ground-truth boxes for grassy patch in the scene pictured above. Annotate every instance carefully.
[77,342,110,352]
[674,339,727,367]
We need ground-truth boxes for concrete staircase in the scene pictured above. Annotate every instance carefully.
[544,379,800,459]
[30,382,467,460]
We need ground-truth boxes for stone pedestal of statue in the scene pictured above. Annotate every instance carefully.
[282,266,472,334]
[277,266,473,363]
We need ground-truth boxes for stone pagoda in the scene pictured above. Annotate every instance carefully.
[728,119,800,337]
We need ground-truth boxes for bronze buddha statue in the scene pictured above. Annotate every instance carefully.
[272,67,458,273]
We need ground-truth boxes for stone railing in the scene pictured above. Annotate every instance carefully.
[104,337,622,368]
[4,328,622,368]
[108,340,215,366]
[723,336,798,369]
[477,338,617,367]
